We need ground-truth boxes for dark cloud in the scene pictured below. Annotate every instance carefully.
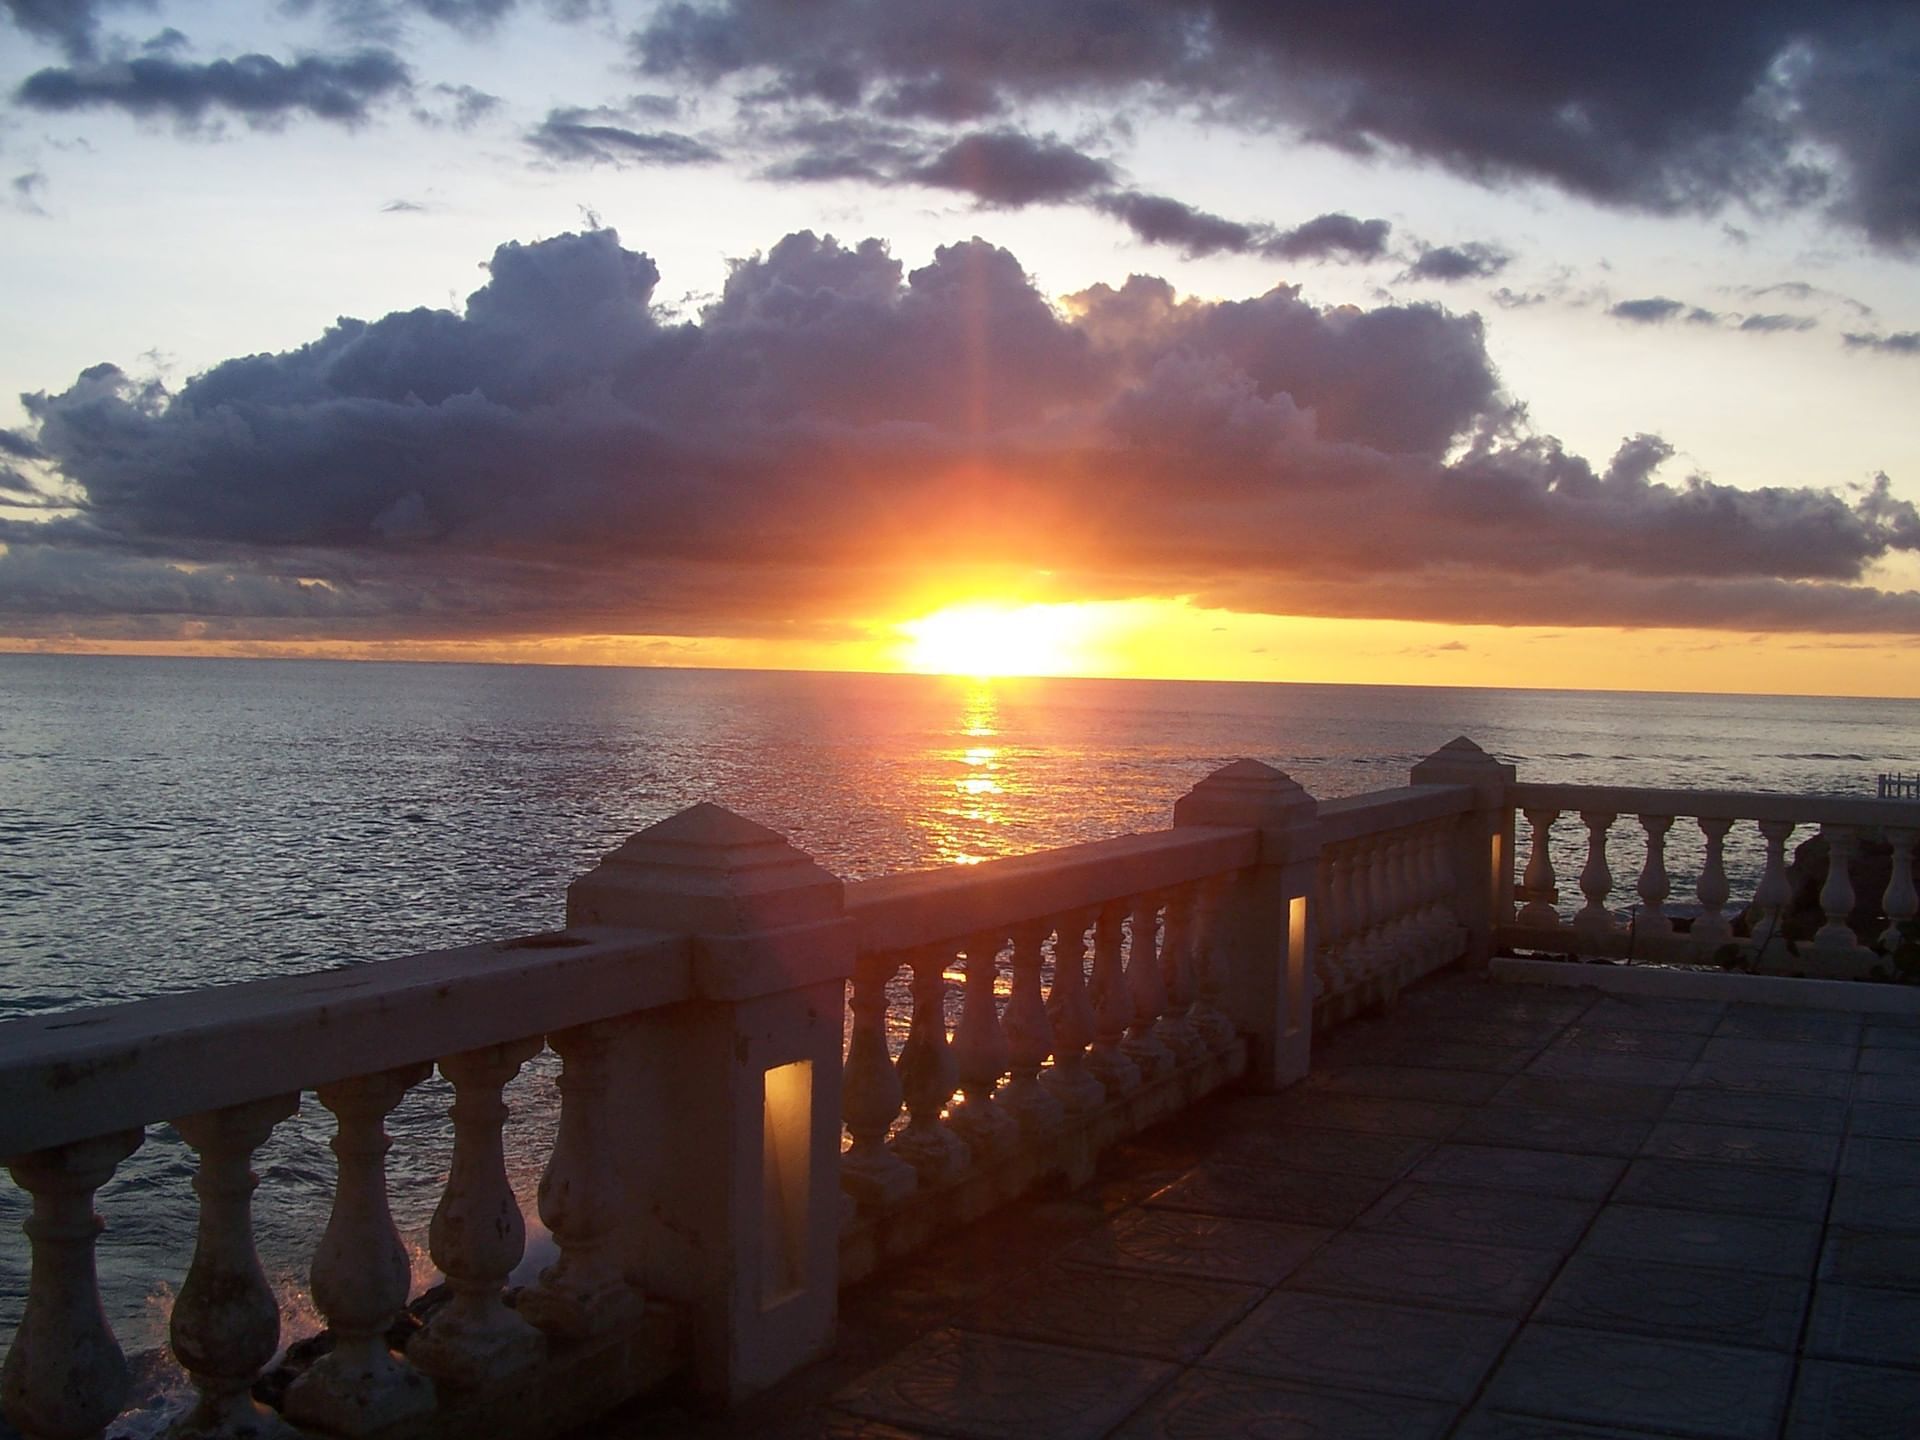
[413,82,500,128]
[1405,242,1510,282]
[1,0,146,61]
[1094,191,1259,257]
[7,228,1915,645]
[1737,312,1817,333]
[0,428,46,461]
[1739,280,1874,316]
[908,130,1114,206]
[1265,212,1390,261]
[634,0,1920,252]
[15,48,413,127]
[1609,297,1722,325]
[527,108,722,166]
[1844,330,1920,355]
[9,168,48,215]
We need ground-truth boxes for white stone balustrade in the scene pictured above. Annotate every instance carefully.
[10,748,1917,1440]
[1500,782,1920,972]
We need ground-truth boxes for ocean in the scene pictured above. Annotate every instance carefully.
[3,653,1918,1355]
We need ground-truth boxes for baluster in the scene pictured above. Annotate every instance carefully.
[1187,875,1238,1051]
[948,932,1017,1157]
[999,922,1066,1135]
[1355,837,1388,982]
[1692,817,1734,950]
[1750,820,1796,963]
[839,954,917,1207]
[284,1065,435,1435]
[1419,821,1453,957]
[1573,811,1618,942]
[1314,847,1345,997]
[519,1023,639,1339]
[889,948,970,1183]
[1814,824,1866,953]
[1121,895,1175,1078]
[410,1040,545,1387]
[1154,887,1205,1061]
[1635,814,1674,941]
[1883,828,1919,953]
[168,1096,299,1440]
[1,1130,143,1440]
[1517,808,1561,927]
[1040,912,1106,1111]
[1085,904,1142,1094]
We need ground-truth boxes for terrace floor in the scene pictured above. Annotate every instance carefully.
[601,971,1920,1440]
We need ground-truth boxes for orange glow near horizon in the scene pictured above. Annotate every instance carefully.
[5,596,1919,698]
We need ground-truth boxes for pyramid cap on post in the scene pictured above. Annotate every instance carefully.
[567,801,843,937]
[1173,758,1316,831]
[1411,736,1516,789]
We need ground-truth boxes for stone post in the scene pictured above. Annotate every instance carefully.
[565,803,854,1404]
[1410,737,1517,970]
[1172,760,1319,1091]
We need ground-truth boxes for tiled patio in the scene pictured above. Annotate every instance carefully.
[606,972,1920,1440]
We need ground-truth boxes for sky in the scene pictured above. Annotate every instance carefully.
[2,1,1919,695]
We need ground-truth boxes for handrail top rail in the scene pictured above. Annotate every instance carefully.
[1317,784,1477,844]
[0,926,688,1158]
[1509,780,1920,829]
[844,824,1258,956]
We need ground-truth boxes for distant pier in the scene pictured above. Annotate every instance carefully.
[1882,771,1920,799]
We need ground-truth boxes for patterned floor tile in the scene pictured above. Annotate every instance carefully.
[1537,1254,1808,1349]
[1408,1143,1625,1199]
[832,1328,1175,1440]
[1848,1101,1920,1139]
[1640,1121,1840,1173]
[1489,1075,1673,1120]
[1612,1158,1829,1220]
[1525,1052,1693,1087]
[1284,1231,1560,1314]
[1454,1413,1686,1439]
[1206,1125,1432,1178]
[1061,1207,1331,1286]
[1662,1090,1849,1133]
[1578,1205,1820,1277]
[1580,997,1727,1034]
[1840,1135,1920,1182]
[1858,1048,1920,1076]
[1356,1181,1596,1251]
[1452,1106,1652,1157]
[1785,1359,1920,1439]
[1821,1228,1920,1290]
[1852,1072,1920,1104]
[1110,1367,1456,1440]
[1828,1178,1920,1232]
[1552,1026,1708,1060]
[1807,1284,1920,1368]
[1311,1063,1510,1105]
[1719,1007,1863,1045]
[1862,1024,1920,1051]
[1700,1037,1858,1072]
[1686,1062,1852,1099]
[1483,1324,1790,1439]
[1146,1162,1392,1227]
[961,1263,1262,1362]
[1201,1290,1513,1401]
[1257,1092,1469,1137]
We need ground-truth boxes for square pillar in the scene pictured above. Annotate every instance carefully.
[566,804,855,1403]
[1411,737,1517,970]
[1174,760,1320,1091]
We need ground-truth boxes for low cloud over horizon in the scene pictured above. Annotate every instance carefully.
[4,227,1916,648]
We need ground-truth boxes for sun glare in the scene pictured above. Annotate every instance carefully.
[897,602,1095,678]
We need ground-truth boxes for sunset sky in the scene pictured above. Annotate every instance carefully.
[3,1,1918,694]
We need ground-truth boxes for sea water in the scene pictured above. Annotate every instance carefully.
[3,653,1917,1346]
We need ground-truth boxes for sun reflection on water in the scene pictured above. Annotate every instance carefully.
[925,682,1022,867]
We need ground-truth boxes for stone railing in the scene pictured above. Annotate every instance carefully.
[10,737,1912,1440]
[1503,782,1920,975]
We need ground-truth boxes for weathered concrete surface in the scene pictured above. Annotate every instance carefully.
[584,969,1920,1440]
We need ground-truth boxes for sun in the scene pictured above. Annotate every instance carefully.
[896,601,1097,678]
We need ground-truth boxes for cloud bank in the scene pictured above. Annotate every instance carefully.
[5,228,1916,645]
